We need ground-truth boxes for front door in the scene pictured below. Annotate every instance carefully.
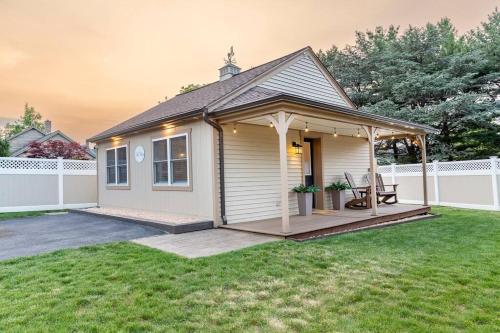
[303,137,324,209]
[303,139,315,208]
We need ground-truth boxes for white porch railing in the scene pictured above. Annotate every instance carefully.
[378,157,499,211]
[0,157,97,213]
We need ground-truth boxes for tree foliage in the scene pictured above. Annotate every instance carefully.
[318,9,500,162]
[179,83,204,94]
[25,140,89,160]
[5,103,45,138]
[0,139,9,157]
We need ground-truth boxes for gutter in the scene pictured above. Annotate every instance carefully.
[202,109,227,225]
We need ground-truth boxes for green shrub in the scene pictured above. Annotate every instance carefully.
[325,181,351,191]
[292,184,321,193]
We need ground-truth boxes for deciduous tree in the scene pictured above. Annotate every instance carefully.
[25,141,89,160]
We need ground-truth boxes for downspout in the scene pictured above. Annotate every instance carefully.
[202,109,227,225]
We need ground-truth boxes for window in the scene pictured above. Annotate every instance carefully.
[153,133,189,186]
[106,146,128,185]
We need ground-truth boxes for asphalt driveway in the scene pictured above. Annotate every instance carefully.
[0,212,164,260]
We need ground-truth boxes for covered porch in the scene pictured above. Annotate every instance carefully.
[221,203,431,240]
[214,99,435,235]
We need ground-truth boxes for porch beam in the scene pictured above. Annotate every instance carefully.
[363,126,378,216]
[215,103,427,135]
[416,134,429,206]
[265,111,295,233]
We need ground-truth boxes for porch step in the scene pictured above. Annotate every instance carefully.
[288,206,432,240]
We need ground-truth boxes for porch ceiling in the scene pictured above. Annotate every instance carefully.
[238,114,412,139]
[213,100,433,139]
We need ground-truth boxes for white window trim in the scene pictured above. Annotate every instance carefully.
[105,145,129,186]
[152,133,190,187]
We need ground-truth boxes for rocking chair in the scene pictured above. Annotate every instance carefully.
[344,172,372,209]
[365,173,399,204]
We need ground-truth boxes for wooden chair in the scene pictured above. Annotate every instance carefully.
[366,173,398,204]
[344,172,371,209]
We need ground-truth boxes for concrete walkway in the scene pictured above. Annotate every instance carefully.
[132,229,280,258]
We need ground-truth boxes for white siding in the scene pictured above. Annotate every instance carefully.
[258,54,349,108]
[97,120,216,220]
[321,134,370,209]
[223,124,301,223]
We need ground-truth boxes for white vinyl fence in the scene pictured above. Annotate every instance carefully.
[378,157,499,211]
[0,157,97,213]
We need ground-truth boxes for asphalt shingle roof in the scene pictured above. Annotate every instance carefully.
[90,47,309,141]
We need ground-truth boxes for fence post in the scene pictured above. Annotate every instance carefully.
[57,157,64,209]
[391,163,396,185]
[490,156,498,210]
[433,160,440,205]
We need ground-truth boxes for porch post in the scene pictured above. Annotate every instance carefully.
[265,111,295,233]
[363,126,378,216]
[417,134,429,206]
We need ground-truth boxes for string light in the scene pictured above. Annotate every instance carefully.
[305,122,309,133]
[356,128,361,137]
[232,124,237,134]
[333,128,338,138]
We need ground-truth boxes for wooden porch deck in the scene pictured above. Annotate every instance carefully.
[221,204,431,240]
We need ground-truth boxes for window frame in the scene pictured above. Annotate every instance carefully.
[152,132,190,189]
[105,145,129,187]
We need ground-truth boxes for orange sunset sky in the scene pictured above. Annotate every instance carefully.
[0,0,497,142]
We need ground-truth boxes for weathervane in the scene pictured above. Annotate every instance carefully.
[224,46,236,65]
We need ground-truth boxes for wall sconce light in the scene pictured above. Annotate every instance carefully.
[391,131,395,140]
[292,141,303,155]
[232,124,237,134]
[333,128,338,138]
[269,121,274,128]
[304,122,309,133]
[356,128,361,137]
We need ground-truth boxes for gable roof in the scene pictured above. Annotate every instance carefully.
[7,127,45,142]
[89,47,317,142]
[89,46,436,142]
[10,130,95,158]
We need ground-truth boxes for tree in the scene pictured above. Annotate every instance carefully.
[179,83,204,94]
[0,139,9,157]
[25,141,89,160]
[5,103,44,138]
[318,9,499,162]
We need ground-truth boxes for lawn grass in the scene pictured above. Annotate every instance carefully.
[0,210,66,221]
[0,207,498,332]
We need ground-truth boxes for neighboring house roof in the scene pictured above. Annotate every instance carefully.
[89,46,436,142]
[9,129,95,159]
[6,126,45,142]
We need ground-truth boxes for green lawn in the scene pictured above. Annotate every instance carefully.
[0,210,66,221]
[0,207,498,332]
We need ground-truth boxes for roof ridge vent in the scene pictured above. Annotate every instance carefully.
[219,46,241,81]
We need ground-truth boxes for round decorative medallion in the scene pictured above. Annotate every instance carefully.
[134,145,145,163]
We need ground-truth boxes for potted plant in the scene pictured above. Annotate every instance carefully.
[292,184,321,216]
[325,181,351,210]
